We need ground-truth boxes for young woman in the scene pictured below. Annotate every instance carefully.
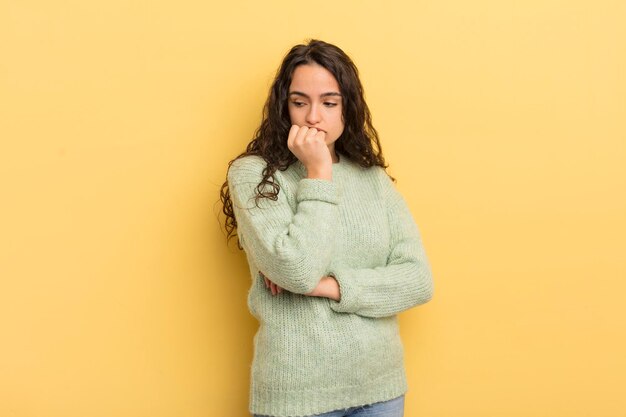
[219,39,434,417]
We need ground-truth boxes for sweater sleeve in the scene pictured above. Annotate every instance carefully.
[327,173,434,318]
[227,156,341,294]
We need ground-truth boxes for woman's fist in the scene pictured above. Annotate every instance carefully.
[287,125,332,179]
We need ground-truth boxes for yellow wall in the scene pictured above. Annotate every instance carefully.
[1,1,624,416]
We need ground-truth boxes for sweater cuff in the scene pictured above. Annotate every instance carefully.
[327,269,360,314]
[296,178,341,205]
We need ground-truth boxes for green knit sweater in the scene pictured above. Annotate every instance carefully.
[227,154,434,417]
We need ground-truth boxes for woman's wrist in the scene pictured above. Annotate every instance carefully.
[306,168,332,180]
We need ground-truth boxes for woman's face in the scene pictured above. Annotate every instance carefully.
[287,63,345,147]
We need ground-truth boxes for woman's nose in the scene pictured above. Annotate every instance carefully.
[305,104,321,124]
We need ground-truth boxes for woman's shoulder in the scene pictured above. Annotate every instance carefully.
[362,164,398,200]
[228,155,305,184]
[229,154,267,171]
[355,163,394,187]
[227,155,267,184]
[376,166,395,186]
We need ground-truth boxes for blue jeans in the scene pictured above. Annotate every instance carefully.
[253,394,405,417]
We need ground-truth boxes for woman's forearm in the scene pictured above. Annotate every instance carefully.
[262,272,341,301]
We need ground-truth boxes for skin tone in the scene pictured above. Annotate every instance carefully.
[260,63,344,301]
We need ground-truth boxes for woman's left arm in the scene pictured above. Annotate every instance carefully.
[326,176,434,318]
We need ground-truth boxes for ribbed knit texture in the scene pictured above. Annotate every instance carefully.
[227,154,434,417]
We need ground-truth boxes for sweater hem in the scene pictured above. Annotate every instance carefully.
[249,368,407,417]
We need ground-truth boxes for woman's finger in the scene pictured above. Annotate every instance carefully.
[305,127,319,142]
[294,125,310,145]
[287,125,299,151]
[262,274,285,295]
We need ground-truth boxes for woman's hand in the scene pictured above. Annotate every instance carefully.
[305,276,341,301]
[287,125,332,180]
[261,272,284,295]
[260,272,340,302]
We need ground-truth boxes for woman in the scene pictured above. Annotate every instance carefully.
[219,39,434,417]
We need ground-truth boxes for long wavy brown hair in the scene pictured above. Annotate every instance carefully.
[219,39,394,249]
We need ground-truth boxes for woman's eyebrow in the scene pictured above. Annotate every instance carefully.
[289,91,342,98]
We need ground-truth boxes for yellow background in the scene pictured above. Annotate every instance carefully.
[1,0,625,416]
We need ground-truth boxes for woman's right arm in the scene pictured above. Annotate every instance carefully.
[227,156,341,295]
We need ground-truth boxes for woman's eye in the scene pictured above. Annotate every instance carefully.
[292,101,305,107]
[324,102,338,107]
